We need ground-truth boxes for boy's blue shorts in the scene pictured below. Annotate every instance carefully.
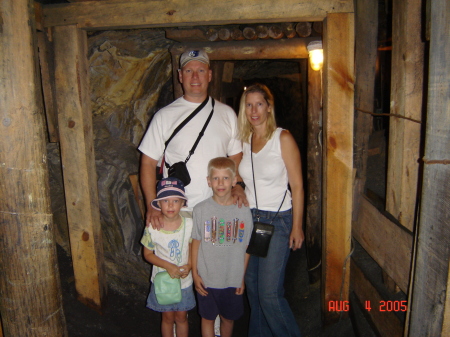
[196,287,244,320]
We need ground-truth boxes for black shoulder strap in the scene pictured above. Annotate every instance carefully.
[163,95,209,150]
[185,98,215,163]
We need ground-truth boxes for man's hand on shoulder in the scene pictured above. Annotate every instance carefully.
[146,207,164,229]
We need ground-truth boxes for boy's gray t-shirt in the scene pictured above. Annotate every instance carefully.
[192,197,253,289]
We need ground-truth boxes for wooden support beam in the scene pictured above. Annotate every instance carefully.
[209,61,224,102]
[52,25,107,311]
[351,260,404,337]
[386,0,424,232]
[170,38,319,61]
[352,0,378,220]
[353,196,413,293]
[222,62,234,83]
[37,31,59,143]
[165,28,208,42]
[170,52,183,100]
[322,12,354,324]
[42,0,353,30]
[305,60,322,284]
[409,0,450,334]
[0,0,67,335]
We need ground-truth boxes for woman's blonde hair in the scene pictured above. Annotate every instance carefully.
[237,83,277,143]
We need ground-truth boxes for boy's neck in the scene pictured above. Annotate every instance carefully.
[212,193,234,206]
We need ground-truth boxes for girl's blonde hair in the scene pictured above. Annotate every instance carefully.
[207,157,236,178]
[237,83,277,143]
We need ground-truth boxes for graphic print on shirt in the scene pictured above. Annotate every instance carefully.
[204,216,246,246]
[168,239,182,264]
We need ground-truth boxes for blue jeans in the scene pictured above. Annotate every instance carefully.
[245,209,301,337]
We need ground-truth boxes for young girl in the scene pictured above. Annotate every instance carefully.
[141,178,195,337]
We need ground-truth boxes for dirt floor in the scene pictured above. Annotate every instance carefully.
[59,244,361,337]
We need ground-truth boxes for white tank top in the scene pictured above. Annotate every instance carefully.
[239,128,291,212]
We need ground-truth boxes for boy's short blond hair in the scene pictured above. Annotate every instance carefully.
[207,157,236,177]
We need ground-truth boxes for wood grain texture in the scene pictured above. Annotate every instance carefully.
[409,0,450,334]
[353,196,413,293]
[0,1,67,335]
[322,12,355,324]
[42,0,353,30]
[53,25,107,311]
[386,0,424,231]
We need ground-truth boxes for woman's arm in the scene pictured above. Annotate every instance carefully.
[280,130,305,251]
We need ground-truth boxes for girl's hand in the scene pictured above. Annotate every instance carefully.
[166,263,181,279]
[179,264,191,278]
[289,226,305,251]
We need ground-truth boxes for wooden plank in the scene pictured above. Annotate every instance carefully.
[305,58,322,284]
[322,12,354,324]
[42,0,353,30]
[209,61,224,102]
[353,196,413,293]
[409,0,450,335]
[353,0,378,221]
[170,38,319,60]
[351,260,404,337]
[222,62,234,83]
[386,0,424,232]
[444,265,450,336]
[170,52,183,100]
[52,25,107,311]
[37,31,59,142]
[0,0,67,335]
[165,28,208,42]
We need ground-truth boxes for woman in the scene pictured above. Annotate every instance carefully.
[238,84,304,337]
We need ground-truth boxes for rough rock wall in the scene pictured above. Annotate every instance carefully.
[49,29,175,294]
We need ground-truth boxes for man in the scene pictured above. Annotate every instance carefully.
[139,49,247,229]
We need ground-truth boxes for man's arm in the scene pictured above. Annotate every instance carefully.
[229,152,249,207]
[139,154,164,229]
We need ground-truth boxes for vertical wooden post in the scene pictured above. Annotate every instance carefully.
[305,59,322,284]
[209,61,224,102]
[0,1,67,335]
[386,0,424,232]
[353,0,378,219]
[52,25,106,311]
[408,0,450,335]
[171,52,183,100]
[322,12,354,324]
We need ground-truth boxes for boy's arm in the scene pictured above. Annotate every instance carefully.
[191,239,208,296]
[143,246,182,279]
[236,252,251,295]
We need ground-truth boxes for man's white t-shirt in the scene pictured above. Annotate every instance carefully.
[138,96,242,209]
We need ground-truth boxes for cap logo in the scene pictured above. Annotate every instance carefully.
[189,50,200,57]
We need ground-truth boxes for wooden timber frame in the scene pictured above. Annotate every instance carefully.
[38,0,355,324]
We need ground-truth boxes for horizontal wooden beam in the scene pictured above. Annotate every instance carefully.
[353,196,413,293]
[42,0,353,30]
[170,37,319,61]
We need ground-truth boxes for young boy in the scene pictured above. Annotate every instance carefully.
[192,157,253,337]
[141,178,195,337]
